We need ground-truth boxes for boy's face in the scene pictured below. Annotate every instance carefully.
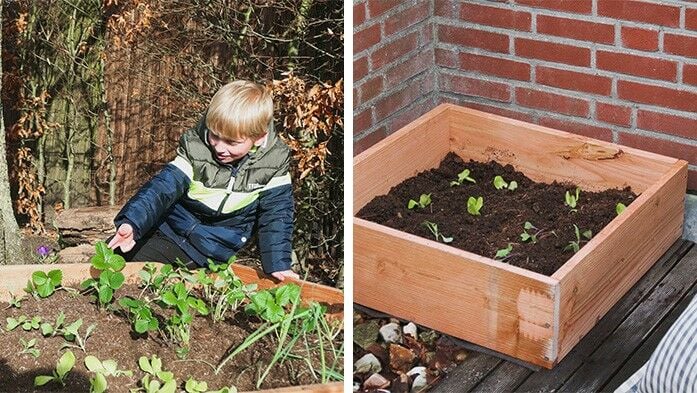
[208,131,266,164]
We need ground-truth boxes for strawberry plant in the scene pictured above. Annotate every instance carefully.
[25,269,63,298]
[408,193,432,209]
[467,196,483,216]
[80,241,126,310]
[493,175,518,191]
[160,282,209,358]
[34,350,76,387]
[450,169,476,186]
[119,297,160,334]
[422,220,453,243]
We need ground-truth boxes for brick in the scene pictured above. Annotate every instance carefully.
[597,0,680,27]
[515,38,590,66]
[459,52,531,81]
[374,74,429,120]
[539,117,613,142]
[459,2,531,31]
[422,23,433,46]
[354,109,372,136]
[596,103,632,127]
[461,101,535,123]
[618,132,697,164]
[514,0,591,14]
[685,63,697,86]
[354,126,387,156]
[385,1,429,36]
[440,73,511,102]
[435,48,458,68]
[596,51,677,81]
[536,66,612,95]
[355,24,380,54]
[688,8,697,31]
[537,15,614,44]
[386,50,432,88]
[367,0,400,18]
[621,27,659,52]
[516,87,590,117]
[637,110,697,140]
[689,170,697,192]
[438,25,509,53]
[664,33,697,59]
[357,76,383,106]
[435,0,456,18]
[370,32,419,70]
[354,56,369,82]
[354,3,366,26]
[618,80,697,113]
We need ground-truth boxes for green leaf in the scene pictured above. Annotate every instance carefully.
[109,272,125,289]
[524,222,534,230]
[493,176,507,190]
[56,350,76,379]
[616,202,626,215]
[32,271,48,286]
[34,375,54,386]
[441,236,453,243]
[7,317,21,331]
[495,244,513,259]
[91,373,108,393]
[508,181,518,191]
[102,360,117,375]
[65,319,83,336]
[467,196,483,216]
[91,242,109,270]
[107,254,126,272]
[98,286,113,305]
[407,199,418,209]
[84,355,102,372]
[520,233,531,242]
[583,230,593,240]
[80,278,97,290]
[37,283,53,298]
[419,193,431,207]
[138,356,153,374]
[135,319,150,334]
[162,291,178,306]
[160,379,177,393]
[47,270,63,286]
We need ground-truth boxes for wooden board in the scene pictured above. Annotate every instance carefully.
[354,219,559,368]
[555,160,687,361]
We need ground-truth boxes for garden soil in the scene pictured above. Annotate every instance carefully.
[357,153,637,276]
[0,284,340,392]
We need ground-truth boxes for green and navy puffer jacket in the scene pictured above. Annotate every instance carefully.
[114,117,294,273]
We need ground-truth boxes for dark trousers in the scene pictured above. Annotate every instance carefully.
[109,230,199,269]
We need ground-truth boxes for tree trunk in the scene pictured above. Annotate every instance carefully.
[0,1,24,264]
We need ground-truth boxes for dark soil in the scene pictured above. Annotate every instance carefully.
[357,153,637,276]
[0,284,341,392]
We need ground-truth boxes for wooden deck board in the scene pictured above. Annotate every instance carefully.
[429,239,695,392]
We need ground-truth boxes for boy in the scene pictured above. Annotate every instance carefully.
[108,80,298,281]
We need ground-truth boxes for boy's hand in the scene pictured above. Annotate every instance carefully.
[271,270,299,281]
[108,223,136,252]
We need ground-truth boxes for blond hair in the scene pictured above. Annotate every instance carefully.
[205,80,273,139]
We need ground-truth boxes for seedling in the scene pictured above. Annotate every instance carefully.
[493,175,518,191]
[495,243,514,260]
[119,297,160,334]
[408,193,432,209]
[564,224,593,253]
[467,196,484,216]
[450,169,476,186]
[160,282,209,357]
[25,269,63,298]
[19,338,40,358]
[565,187,581,212]
[136,355,177,393]
[34,350,76,387]
[41,313,96,352]
[519,222,556,244]
[198,258,256,323]
[81,241,126,310]
[616,202,627,215]
[6,315,41,331]
[4,292,24,309]
[84,355,133,377]
[422,220,453,243]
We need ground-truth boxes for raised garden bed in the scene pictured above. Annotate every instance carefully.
[0,245,344,393]
[354,104,688,368]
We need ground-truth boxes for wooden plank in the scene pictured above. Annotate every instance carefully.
[431,352,503,392]
[241,382,343,393]
[604,248,697,391]
[555,161,687,361]
[557,246,697,392]
[515,240,692,392]
[470,362,533,393]
[354,218,559,368]
[353,104,451,213]
[446,104,677,194]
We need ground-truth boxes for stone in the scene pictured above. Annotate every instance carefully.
[407,366,426,378]
[354,320,380,349]
[411,374,428,392]
[403,322,418,338]
[364,373,390,390]
[354,353,382,374]
[379,322,402,343]
[389,344,417,373]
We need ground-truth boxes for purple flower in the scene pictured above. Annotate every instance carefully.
[36,245,52,257]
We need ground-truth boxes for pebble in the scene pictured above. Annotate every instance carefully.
[364,373,390,390]
[411,374,428,392]
[379,322,402,343]
[354,353,382,374]
[403,322,418,338]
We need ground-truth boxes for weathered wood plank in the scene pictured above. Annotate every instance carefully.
[516,239,692,392]
[431,352,502,393]
[469,362,532,393]
[558,245,697,392]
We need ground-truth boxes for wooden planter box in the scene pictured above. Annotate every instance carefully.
[354,104,688,369]
[0,262,344,393]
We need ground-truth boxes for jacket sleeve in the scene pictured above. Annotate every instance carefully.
[114,136,193,240]
[256,154,294,274]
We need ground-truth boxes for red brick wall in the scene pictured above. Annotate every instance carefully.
[353,0,437,154]
[354,0,697,191]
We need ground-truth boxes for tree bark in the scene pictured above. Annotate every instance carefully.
[0,1,24,264]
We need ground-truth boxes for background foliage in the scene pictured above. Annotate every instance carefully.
[1,0,344,285]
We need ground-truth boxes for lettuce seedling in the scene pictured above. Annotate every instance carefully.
[467,196,484,216]
[616,202,627,215]
[25,269,63,298]
[450,169,476,186]
[408,193,432,209]
[4,292,24,309]
[34,350,75,387]
[495,243,514,260]
[564,224,593,253]
[81,241,126,310]
[493,175,518,191]
[137,355,177,393]
[422,220,453,243]
[565,187,580,212]
[6,315,41,331]
[19,338,40,358]
[41,314,95,352]
[84,355,133,393]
